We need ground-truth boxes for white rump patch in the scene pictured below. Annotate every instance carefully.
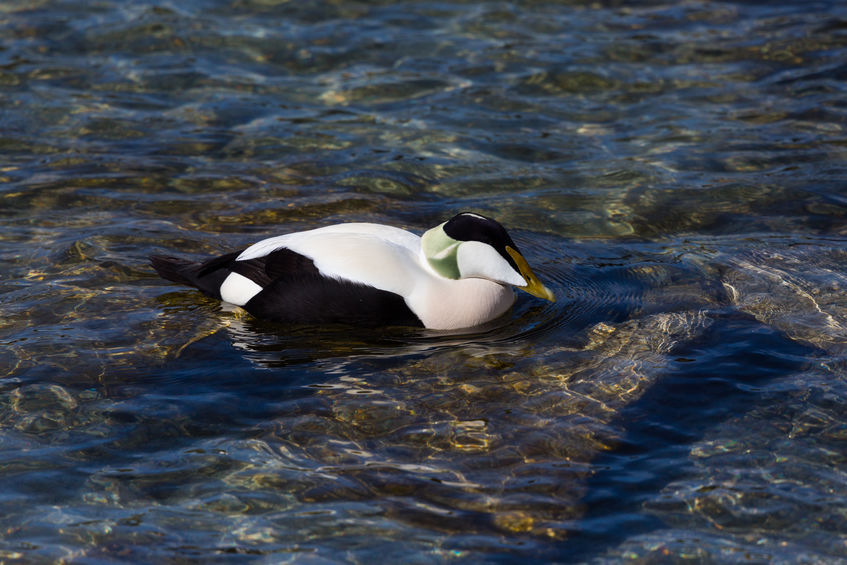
[219,272,263,306]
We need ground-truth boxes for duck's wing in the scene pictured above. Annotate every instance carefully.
[233,231,429,326]
[236,224,426,298]
[237,223,421,262]
[153,224,429,326]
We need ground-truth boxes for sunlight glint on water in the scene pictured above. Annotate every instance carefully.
[0,1,846,562]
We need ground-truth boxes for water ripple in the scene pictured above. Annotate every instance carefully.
[1,0,847,562]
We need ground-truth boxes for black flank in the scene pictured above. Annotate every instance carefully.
[244,274,423,328]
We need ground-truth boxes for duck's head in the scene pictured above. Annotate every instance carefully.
[421,212,556,302]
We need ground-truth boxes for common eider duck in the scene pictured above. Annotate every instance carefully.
[150,212,555,330]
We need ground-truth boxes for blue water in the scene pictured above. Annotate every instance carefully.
[1,0,846,562]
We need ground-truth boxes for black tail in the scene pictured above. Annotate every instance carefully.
[150,254,236,299]
[150,255,201,286]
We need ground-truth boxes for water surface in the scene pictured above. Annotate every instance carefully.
[1,0,846,562]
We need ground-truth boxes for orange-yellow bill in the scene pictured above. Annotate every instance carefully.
[506,246,556,302]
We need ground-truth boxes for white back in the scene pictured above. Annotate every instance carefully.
[237,223,424,297]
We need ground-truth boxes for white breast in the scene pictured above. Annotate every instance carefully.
[408,278,516,330]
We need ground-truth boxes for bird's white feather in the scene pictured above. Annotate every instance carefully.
[407,277,515,330]
[456,241,526,286]
[237,223,423,296]
[237,223,420,262]
[220,272,263,306]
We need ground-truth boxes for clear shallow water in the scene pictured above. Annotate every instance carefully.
[1,0,846,562]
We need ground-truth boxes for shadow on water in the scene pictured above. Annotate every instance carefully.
[119,228,836,562]
[116,252,649,477]
[143,236,727,427]
[558,309,821,562]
